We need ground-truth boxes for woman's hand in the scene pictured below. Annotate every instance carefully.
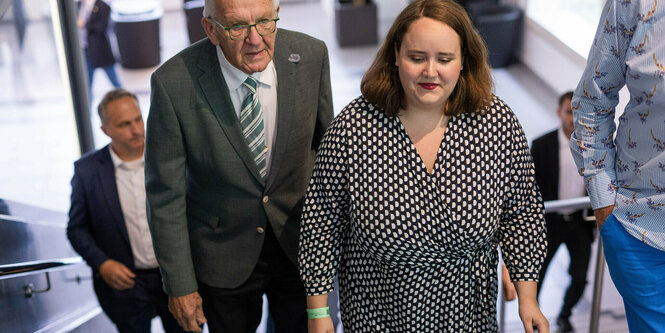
[308,317,335,333]
[518,298,549,333]
[514,281,549,333]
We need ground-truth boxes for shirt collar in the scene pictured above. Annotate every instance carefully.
[215,45,275,92]
[558,128,569,148]
[109,146,144,170]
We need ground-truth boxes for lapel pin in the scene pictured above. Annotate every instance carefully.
[288,53,301,63]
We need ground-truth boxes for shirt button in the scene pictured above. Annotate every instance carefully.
[256,227,265,234]
[262,196,269,203]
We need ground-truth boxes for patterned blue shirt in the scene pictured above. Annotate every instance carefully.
[570,0,665,251]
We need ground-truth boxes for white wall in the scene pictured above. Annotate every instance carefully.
[519,18,587,94]
[515,4,630,123]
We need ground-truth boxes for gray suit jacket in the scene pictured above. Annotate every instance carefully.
[145,29,333,297]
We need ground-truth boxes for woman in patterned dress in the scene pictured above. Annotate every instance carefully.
[299,0,549,332]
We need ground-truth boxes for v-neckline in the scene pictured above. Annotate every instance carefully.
[396,116,452,177]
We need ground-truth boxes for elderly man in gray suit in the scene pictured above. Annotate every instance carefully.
[144,0,333,331]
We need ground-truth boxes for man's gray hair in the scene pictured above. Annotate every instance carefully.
[203,0,279,19]
[98,88,139,125]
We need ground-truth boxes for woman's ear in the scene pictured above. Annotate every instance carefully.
[394,44,399,67]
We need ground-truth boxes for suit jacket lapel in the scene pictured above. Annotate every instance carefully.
[551,130,560,199]
[98,146,130,244]
[266,33,296,191]
[196,42,265,184]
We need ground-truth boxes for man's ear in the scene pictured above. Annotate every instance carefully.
[201,17,220,45]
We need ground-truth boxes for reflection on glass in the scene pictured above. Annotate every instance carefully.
[0,1,80,211]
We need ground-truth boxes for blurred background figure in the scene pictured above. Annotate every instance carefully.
[67,88,182,333]
[531,91,593,333]
[78,0,121,93]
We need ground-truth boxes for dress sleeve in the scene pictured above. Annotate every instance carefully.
[298,110,351,296]
[569,0,637,210]
[498,107,547,282]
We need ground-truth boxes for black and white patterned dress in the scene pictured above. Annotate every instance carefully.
[299,96,546,332]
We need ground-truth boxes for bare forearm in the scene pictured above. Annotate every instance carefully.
[514,281,549,332]
[307,294,328,309]
[514,281,538,305]
[593,205,615,229]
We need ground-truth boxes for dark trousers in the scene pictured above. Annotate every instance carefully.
[198,223,307,333]
[537,213,594,319]
[95,269,184,333]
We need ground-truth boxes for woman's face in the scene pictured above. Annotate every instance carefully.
[395,17,463,112]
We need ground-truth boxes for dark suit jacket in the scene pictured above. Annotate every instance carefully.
[85,0,115,68]
[67,145,136,299]
[145,30,334,296]
[531,129,589,226]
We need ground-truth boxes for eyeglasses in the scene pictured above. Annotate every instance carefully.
[208,14,280,40]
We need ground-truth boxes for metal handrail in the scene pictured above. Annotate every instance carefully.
[0,257,83,280]
[543,196,591,212]
[499,196,603,333]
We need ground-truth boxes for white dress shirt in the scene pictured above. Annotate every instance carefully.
[216,46,278,173]
[109,148,158,269]
[558,129,585,215]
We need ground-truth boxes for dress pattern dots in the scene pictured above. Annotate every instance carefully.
[299,96,546,332]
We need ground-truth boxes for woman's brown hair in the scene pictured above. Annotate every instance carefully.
[360,0,493,117]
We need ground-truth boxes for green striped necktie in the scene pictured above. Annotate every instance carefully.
[240,76,267,178]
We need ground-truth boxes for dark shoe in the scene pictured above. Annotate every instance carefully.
[556,316,574,332]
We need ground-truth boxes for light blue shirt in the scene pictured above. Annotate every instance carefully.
[570,0,665,251]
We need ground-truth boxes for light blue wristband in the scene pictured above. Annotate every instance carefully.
[306,306,330,319]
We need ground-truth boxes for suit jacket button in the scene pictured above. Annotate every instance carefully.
[262,196,269,203]
[256,227,265,234]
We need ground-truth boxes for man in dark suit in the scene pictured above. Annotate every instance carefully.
[144,0,333,331]
[67,89,182,333]
[531,91,594,333]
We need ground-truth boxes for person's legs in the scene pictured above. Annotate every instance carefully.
[93,278,151,333]
[600,214,665,332]
[102,65,122,88]
[84,48,95,91]
[137,269,185,333]
[198,276,265,333]
[263,224,307,333]
[197,240,271,333]
[154,295,185,333]
[115,300,153,333]
[559,223,592,319]
[264,257,307,333]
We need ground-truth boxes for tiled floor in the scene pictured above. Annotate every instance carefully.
[0,1,628,332]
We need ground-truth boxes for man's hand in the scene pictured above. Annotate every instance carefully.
[593,205,615,230]
[99,259,135,290]
[168,292,206,332]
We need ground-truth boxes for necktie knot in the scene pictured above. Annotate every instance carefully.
[243,76,258,92]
